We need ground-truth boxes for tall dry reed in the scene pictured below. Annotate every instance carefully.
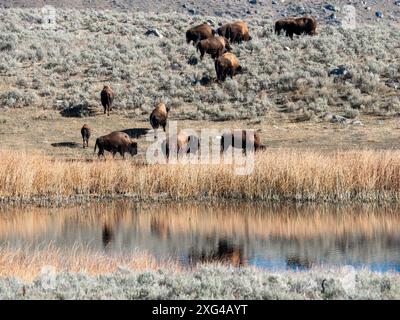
[0,149,399,202]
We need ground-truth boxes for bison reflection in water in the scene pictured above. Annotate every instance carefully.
[150,216,170,240]
[188,239,247,267]
[286,255,313,270]
[102,224,115,249]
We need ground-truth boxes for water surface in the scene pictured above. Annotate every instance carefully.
[0,201,399,272]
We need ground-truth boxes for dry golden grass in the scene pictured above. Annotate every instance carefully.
[0,149,399,202]
[0,246,180,281]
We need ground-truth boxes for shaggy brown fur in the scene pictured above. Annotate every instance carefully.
[94,131,137,159]
[220,129,266,154]
[214,52,243,82]
[275,16,317,38]
[80,124,91,148]
[186,23,215,45]
[196,36,232,60]
[217,21,252,43]
[100,85,115,116]
[150,103,170,133]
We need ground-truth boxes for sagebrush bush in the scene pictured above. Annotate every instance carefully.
[0,9,399,119]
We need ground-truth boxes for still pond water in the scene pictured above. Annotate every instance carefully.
[1,201,399,272]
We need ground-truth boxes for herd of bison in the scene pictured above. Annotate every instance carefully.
[81,16,317,159]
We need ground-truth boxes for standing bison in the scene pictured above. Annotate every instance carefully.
[275,16,317,38]
[94,131,137,159]
[220,129,266,154]
[215,52,243,82]
[100,85,115,116]
[150,103,170,135]
[81,124,91,148]
[186,23,215,45]
[162,132,200,158]
[217,21,252,43]
[196,36,232,60]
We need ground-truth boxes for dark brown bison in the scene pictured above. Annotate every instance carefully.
[94,131,137,159]
[80,124,91,148]
[150,103,170,135]
[186,23,215,45]
[100,85,115,116]
[196,36,232,60]
[162,132,200,158]
[220,129,266,154]
[217,21,252,43]
[214,52,243,82]
[275,16,317,38]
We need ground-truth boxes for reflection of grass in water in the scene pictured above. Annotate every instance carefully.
[0,200,399,241]
[0,245,180,281]
[0,149,399,203]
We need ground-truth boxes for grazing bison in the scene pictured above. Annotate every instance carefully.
[162,132,200,158]
[150,103,170,135]
[80,124,91,148]
[94,131,137,159]
[220,129,266,154]
[186,23,215,45]
[196,36,232,60]
[275,16,317,38]
[217,21,252,43]
[100,85,115,116]
[215,52,243,82]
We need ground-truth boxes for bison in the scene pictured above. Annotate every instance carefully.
[162,132,200,158]
[275,16,317,38]
[81,124,91,148]
[150,103,170,136]
[186,23,215,45]
[196,36,232,60]
[220,129,266,154]
[217,21,252,43]
[94,131,137,159]
[100,85,115,116]
[215,52,243,82]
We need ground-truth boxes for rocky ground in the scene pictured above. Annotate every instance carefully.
[1,0,400,26]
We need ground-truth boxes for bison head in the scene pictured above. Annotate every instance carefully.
[130,142,138,156]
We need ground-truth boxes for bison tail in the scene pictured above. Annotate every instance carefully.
[94,139,98,154]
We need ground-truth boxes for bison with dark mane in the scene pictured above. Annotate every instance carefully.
[217,21,252,43]
[214,52,243,82]
[94,131,137,159]
[81,124,91,148]
[275,16,317,38]
[100,85,115,116]
[186,23,215,45]
[220,129,266,154]
[196,36,231,60]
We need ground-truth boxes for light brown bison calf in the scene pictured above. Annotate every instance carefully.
[275,16,317,39]
[215,52,243,82]
[150,103,170,135]
[81,124,91,148]
[162,132,200,158]
[196,36,232,60]
[220,129,266,154]
[94,131,137,159]
[217,21,252,43]
[186,23,215,45]
[100,85,115,116]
